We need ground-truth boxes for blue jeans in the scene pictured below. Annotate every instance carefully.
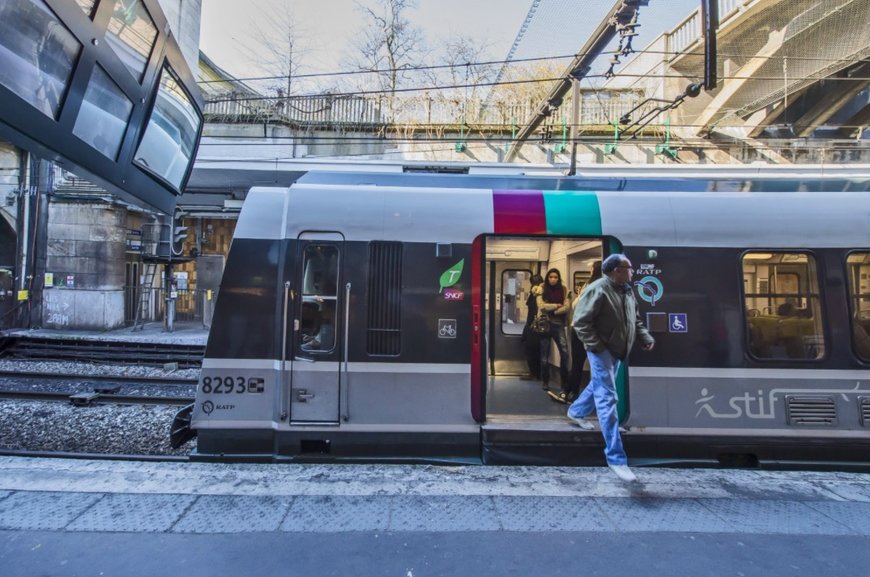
[567,349,626,465]
[539,323,569,391]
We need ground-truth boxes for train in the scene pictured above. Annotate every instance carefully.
[172,165,870,467]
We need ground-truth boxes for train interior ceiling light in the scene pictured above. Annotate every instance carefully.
[0,0,203,216]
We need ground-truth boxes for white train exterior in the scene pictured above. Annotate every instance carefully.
[179,166,870,466]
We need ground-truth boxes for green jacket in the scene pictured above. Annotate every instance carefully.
[572,276,654,360]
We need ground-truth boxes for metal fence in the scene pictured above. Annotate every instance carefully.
[667,0,754,55]
[204,90,647,131]
[123,286,217,328]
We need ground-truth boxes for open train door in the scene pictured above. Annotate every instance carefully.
[287,232,344,423]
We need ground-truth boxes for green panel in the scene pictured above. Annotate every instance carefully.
[607,237,622,254]
[543,191,601,235]
[616,363,626,422]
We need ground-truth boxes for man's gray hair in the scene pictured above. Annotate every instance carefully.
[601,253,629,275]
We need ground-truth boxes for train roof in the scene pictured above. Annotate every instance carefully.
[235,169,870,248]
[295,167,870,193]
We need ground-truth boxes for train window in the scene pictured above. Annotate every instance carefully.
[300,245,338,353]
[367,241,402,356]
[501,270,532,336]
[846,252,870,361]
[105,0,157,83]
[742,252,825,361]
[0,0,82,119]
[573,271,590,295]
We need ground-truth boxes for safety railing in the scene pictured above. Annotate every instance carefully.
[667,0,754,56]
[204,90,646,131]
[123,286,217,328]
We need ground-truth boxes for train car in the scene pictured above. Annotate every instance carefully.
[174,167,870,466]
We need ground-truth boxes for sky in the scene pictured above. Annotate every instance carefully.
[200,0,534,89]
[199,0,700,94]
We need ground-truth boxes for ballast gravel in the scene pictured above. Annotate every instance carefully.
[0,359,195,457]
[0,399,191,457]
[0,359,199,380]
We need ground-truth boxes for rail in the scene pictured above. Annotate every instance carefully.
[0,389,193,405]
[0,336,204,368]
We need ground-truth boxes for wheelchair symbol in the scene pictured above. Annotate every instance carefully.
[669,313,687,333]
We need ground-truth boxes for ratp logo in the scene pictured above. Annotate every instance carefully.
[635,276,664,306]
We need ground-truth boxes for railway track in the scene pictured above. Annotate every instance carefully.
[0,370,197,386]
[0,389,194,405]
[0,336,204,368]
[0,371,197,406]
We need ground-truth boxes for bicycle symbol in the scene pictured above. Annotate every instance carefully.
[438,319,457,338]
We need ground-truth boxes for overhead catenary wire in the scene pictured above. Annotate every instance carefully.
[199,46,865,90]
[196,131,870,145]
[197,53,579,85]
[203,71,870,104]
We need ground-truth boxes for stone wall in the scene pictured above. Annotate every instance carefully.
[42,201,127,330]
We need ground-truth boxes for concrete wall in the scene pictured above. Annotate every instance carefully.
[157,0,202,74]
[201,121,870,165]
[42,202,127,330]
[42,289,125,331]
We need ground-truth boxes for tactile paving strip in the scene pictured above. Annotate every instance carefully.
[696,498,856,535]
[493,496,606,532]
[0,491,102,530]
[596,497,732,533]
[803,501,870,534]
[281,495,391,532]
[387,496,501,531]
[68,493,195,532]
[174,495,292,533]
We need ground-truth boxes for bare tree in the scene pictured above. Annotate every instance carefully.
[430,35,495,124]
[487,60,566,126]
[350,0,425,120]
[239,1,309,105]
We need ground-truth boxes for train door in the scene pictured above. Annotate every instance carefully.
[288,233,343,423]
[490,262,538,376]
[482,237,603,418]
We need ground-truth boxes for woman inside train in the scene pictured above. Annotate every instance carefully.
[535,268,572,403]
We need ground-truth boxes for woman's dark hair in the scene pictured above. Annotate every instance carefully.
[590,260,602,282]
[543,268,565,303]
[530,274,544,285]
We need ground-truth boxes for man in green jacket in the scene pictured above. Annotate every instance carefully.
[567,253,655,482]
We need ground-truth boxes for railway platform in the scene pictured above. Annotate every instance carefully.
[1,320,209,347]
[0,456,868,576]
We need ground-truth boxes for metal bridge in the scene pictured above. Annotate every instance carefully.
[199,0,869,163]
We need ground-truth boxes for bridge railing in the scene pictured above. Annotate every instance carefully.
[204,90,647,130]
[667,0,754,56]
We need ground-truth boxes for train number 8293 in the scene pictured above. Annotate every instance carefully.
[200,376,246,394]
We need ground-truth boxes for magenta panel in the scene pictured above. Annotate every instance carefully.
[492,189,545,234]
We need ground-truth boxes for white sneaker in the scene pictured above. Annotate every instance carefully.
[608,464,637,482]
[567,413,595,430]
